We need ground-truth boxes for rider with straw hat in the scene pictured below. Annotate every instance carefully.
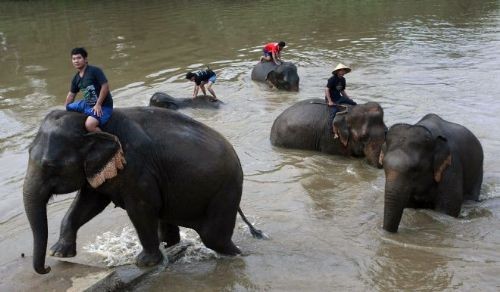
[325,63,357,137]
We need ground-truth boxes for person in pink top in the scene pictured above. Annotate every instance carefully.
[260,41,286,65]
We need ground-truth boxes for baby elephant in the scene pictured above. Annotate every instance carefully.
[149,92,221,110]
[380,113,483,232]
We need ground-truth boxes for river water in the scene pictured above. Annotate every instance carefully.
[0,0,499,290]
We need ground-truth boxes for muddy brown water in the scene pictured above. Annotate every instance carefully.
[0,0,499,291]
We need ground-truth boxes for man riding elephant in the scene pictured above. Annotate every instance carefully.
[271,99,386,168]
[325,63,357,138]
[23,107,263,274]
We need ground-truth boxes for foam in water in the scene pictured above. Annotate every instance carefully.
[83,226,141,266]
[83,226,218,267]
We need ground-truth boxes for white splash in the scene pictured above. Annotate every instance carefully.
[83,226,141,266]
[83,226,218,267]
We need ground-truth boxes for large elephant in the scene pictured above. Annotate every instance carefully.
[251,61,299,91]
[149,92,222,110]
[23,107,262,274]
[270,99,386,167]
[380,113,483,232]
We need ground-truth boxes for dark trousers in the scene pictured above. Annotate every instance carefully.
[326,97,357,129]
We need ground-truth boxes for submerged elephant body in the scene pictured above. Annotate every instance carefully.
[381,113,483,232]
[270,99,386,167]
[251,61,299,91]
[149,92,221,110]
[24,107,258,274]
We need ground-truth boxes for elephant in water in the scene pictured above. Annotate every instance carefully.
[23,107,262,274]
[270,99,386,167]
[380,113,483,232]
[251,61,299,91]
[149,92,222,110]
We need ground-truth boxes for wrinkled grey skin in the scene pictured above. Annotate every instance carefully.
[23,107,262,274]
[381,113,483,233]
[251,61,299,91]
[149,92,222,110]
[270,99,386,167]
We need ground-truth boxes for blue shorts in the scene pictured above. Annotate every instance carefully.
[66,100,113,125]
[263,49,272,57]
[208,74,216,83]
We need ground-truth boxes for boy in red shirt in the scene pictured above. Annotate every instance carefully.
[260,41,286,65]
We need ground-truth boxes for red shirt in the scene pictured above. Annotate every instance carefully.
[264,43,281,54]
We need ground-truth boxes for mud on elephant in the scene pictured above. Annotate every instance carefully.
[251,61,299,91]
[149,92,222,110]
[270,99,386,167]
[380,113,483,232]
[23,107,262,274]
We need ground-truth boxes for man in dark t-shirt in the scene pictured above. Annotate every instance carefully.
[185,69,218,101]
[65,47,113,132]
[325,63,357,137]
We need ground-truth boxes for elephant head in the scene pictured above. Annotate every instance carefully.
[23,110,125,274]
[251,61,299,91]
[333,102,386,168]
[149,92,180,110]
[380,124,451,232]
[266,62,300,91]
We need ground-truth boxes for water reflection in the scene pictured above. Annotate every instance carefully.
[136,257,258,291]
[368,240,453,291]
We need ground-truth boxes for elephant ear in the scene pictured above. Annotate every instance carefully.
[84,132,126,188]
[433,135,451,183]
[333,113,350,147]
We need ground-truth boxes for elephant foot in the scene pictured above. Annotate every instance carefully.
[204,239,241,256]
[49,240,76,258]
[136,249,163,267]
[218,243,241,256]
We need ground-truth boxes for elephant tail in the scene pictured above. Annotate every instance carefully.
[238,207,268,239]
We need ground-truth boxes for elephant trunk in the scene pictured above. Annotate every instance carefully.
[23,164,51,274]
[383,172,410,233]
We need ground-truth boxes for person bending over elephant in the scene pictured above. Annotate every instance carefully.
[64,47,113,132]
[380,114,483,233]
[23,107,262,274]
[260,41,286,65]
[186,69,218,102]
[325,63,357,137]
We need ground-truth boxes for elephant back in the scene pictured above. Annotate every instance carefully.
[271,99,329,149]
[251,61,279,81]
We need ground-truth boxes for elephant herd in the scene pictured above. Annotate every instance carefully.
[23,62,483,274]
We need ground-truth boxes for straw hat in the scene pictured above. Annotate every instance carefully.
[332,63,351,74]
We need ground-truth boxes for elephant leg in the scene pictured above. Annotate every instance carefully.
[50,187,110,257]
[158,220,180,247]
[125,197,162,267]
[198,192,241,256]
[467,171,483,201]
[436,170,463,217]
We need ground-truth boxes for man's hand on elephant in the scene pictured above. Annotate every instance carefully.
[92,104,103,117]
[328,101,335,107]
